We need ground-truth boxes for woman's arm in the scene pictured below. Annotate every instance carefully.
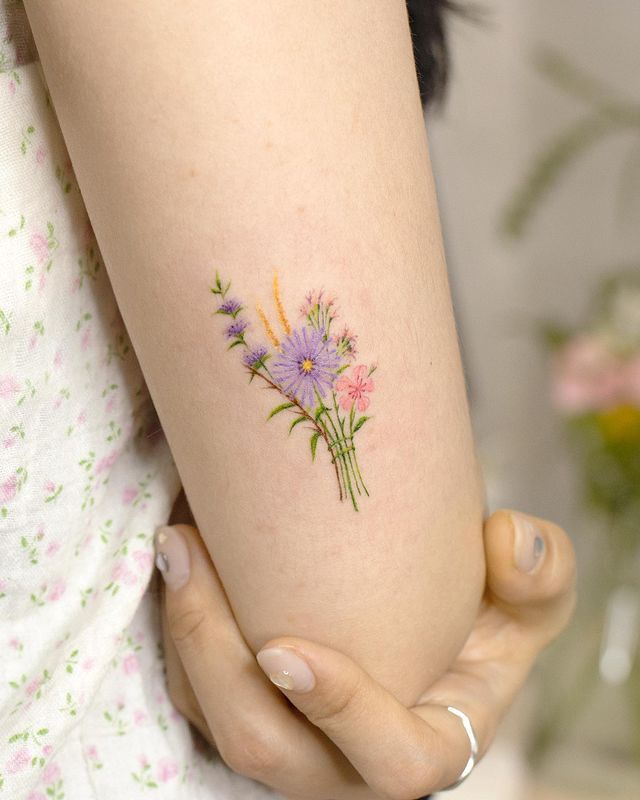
[24,0,485,706]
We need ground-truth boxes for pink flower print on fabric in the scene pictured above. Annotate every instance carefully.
[6,747,30,774]
[122,654,139,676]
[42,762,60,785]
[111,560,137,587]
[30,231,49,265]
[45,539,60,557]
[0,375,20,399]
[1,474,17,503]
[80,326,92,351]
[336,365,375,412]
[132,550,153,573]
[121,485,138,505]
[157,757,179,783]
[95,448,120,476]
[48,580,66,601]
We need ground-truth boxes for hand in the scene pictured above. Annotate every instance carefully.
[156,498,575,800]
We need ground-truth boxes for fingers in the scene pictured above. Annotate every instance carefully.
[157,523,293,747]
[155,524,364,798]
[255,637,477,798]
[159,585,216,745]
[483,509,577,638]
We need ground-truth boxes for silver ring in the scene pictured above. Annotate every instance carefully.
[439,705,479,791]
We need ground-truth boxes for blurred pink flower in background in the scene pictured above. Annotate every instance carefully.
[623,356,640,404]
[552,335,630,412]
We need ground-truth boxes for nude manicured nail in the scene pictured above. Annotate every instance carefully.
[256,647,316,692]
[154,525,190,590]
[512,513,545,573]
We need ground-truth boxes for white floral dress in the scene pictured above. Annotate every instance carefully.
[0,3,279,798]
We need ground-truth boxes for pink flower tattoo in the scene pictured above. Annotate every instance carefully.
[336,364,375,413]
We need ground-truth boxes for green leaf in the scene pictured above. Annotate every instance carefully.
[288,416,306,435]
[267,403,295,420]
[352,416,370,434]
[227,339,244,350]
[310,432,320,461]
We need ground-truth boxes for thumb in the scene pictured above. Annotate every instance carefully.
[484,509,577,637]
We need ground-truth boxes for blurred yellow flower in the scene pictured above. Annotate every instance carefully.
[597,404,640,442]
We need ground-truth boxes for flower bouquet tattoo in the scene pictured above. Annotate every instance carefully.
[211,272,376,511]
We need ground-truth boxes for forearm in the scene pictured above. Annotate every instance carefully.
[25,0,485,706]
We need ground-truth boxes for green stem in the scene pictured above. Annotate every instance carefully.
[325,406,358,511]
[251,369,344,502]
[317,412,347,502]
[348,405,369,496]
[334,393,362,496]
[316,391,358,511]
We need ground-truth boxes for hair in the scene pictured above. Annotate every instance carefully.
[406,0,469,109]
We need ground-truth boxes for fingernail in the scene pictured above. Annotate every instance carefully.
[512,513,545,573]
[256,647,316,693]
[154,525,190,590]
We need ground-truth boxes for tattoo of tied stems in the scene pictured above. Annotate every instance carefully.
[210,272,376,511]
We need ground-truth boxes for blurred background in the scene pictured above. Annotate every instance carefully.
[427,1,640,797]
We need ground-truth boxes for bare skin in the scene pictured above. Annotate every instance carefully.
[24,0,485,712]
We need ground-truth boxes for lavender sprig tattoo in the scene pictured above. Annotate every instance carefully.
[210,272,376,511]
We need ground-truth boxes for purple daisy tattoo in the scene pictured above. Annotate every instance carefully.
[271,327,340,408]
